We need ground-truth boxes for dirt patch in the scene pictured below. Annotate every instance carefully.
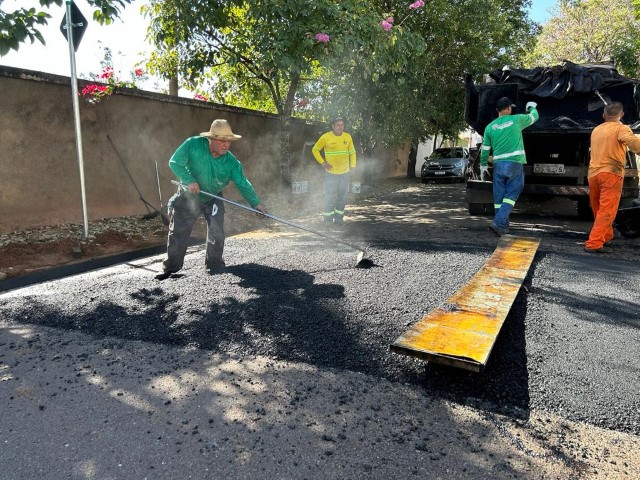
[0,222,169,279]
[0,183,357,280]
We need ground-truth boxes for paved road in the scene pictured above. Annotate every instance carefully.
[1,178,639,479]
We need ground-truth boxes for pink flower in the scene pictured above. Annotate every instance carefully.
[381,17,394,31]
[409,0,424,9]
[194,93,209,101]
[99,66,113,79]
[314,33,330,43]
[81,84,107,95]
[134,68,145,77]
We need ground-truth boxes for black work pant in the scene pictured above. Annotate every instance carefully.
[162,191,226,273]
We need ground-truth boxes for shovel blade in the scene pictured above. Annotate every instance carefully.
[355,250,375,269]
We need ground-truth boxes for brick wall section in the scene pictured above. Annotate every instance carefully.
[0,66,408,233]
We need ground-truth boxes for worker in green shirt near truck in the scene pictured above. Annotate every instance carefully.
[480,97,539,236]
[158,119,267,278]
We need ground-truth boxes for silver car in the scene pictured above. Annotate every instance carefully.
[421,147,470,183]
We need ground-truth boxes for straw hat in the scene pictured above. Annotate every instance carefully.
[200,119,242,141]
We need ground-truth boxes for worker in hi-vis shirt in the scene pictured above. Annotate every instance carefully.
[312,117,357,228]
[480,97,539,236]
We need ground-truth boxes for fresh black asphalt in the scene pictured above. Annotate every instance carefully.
[2,208,639,439]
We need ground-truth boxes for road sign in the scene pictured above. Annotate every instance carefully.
[62,0,90,238]
[60,1,88,52]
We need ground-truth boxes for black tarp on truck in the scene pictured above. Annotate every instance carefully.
[464,61,640,218]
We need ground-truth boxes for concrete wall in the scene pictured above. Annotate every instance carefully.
[0,66,407,233]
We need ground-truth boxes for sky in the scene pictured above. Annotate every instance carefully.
[1,0,156,88]
[528,0,558,23]
[1,0,558,94]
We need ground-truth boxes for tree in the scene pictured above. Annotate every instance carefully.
[317,0,536,182]
[143,0,536,187]
[524,0,640,76]
[144,0,424,188]
[0,0,135,56]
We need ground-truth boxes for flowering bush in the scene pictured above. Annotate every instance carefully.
[80,66,147,105]
[80,48,148,105]
[80,67,147,105]
[294,98,310,109]
[380,1,424,31]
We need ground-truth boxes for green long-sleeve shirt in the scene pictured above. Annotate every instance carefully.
[480,107,539,166]
[169,136,261,207]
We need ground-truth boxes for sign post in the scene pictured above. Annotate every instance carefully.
[61,0,89,239]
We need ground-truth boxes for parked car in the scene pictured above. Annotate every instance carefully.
[421,147,470,183]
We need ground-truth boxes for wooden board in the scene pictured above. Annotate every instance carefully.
[390,235,541,372]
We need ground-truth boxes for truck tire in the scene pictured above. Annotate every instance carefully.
[484,203,495,215]
[577,199,594,220]
[468,203,485,215]
[617,223,640,239]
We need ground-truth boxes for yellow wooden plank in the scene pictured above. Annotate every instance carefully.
[390,235,540,371]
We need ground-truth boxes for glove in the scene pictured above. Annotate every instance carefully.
[480,165,489,180]
[526,101,537,112]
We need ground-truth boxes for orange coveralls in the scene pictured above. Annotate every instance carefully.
[586,121,640,249]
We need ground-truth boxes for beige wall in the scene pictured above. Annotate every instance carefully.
[0,66,408,233]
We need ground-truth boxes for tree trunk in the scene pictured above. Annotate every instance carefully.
[407,142,417,178]
[169,76,178,96]
[361,143,375,186]
[279,115,292,201]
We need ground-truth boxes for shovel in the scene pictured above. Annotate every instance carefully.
[587,90,612,111]
[171,180,370,268]
[107,135,170,225]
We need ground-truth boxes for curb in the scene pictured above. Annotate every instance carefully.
[0,244,168,294]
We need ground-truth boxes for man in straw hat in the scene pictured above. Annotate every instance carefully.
[158,119,267,278]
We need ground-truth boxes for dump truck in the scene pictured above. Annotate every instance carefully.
[464,61,640,220]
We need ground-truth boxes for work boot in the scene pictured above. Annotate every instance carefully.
[206,260,226,274]
[584,246,613,254]
[489,223,508,237]
[155,269,179,280]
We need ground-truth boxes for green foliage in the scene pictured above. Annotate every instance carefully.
[0,0,135,56]
[145,0,408,116]
[144,0,534,149]
[525,0,640,76]
[320,0,536,149]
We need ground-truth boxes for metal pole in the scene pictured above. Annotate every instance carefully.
[64,0,89,239]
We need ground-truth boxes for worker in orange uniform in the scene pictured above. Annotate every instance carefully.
[585,102,640,253]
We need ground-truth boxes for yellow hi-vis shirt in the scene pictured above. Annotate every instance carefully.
[312,131,356,174]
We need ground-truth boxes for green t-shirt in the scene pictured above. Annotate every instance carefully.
[169,136,261,207]
[480,107,539,166]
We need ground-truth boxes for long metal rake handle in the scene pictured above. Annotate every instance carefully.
[171,180,366,254]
